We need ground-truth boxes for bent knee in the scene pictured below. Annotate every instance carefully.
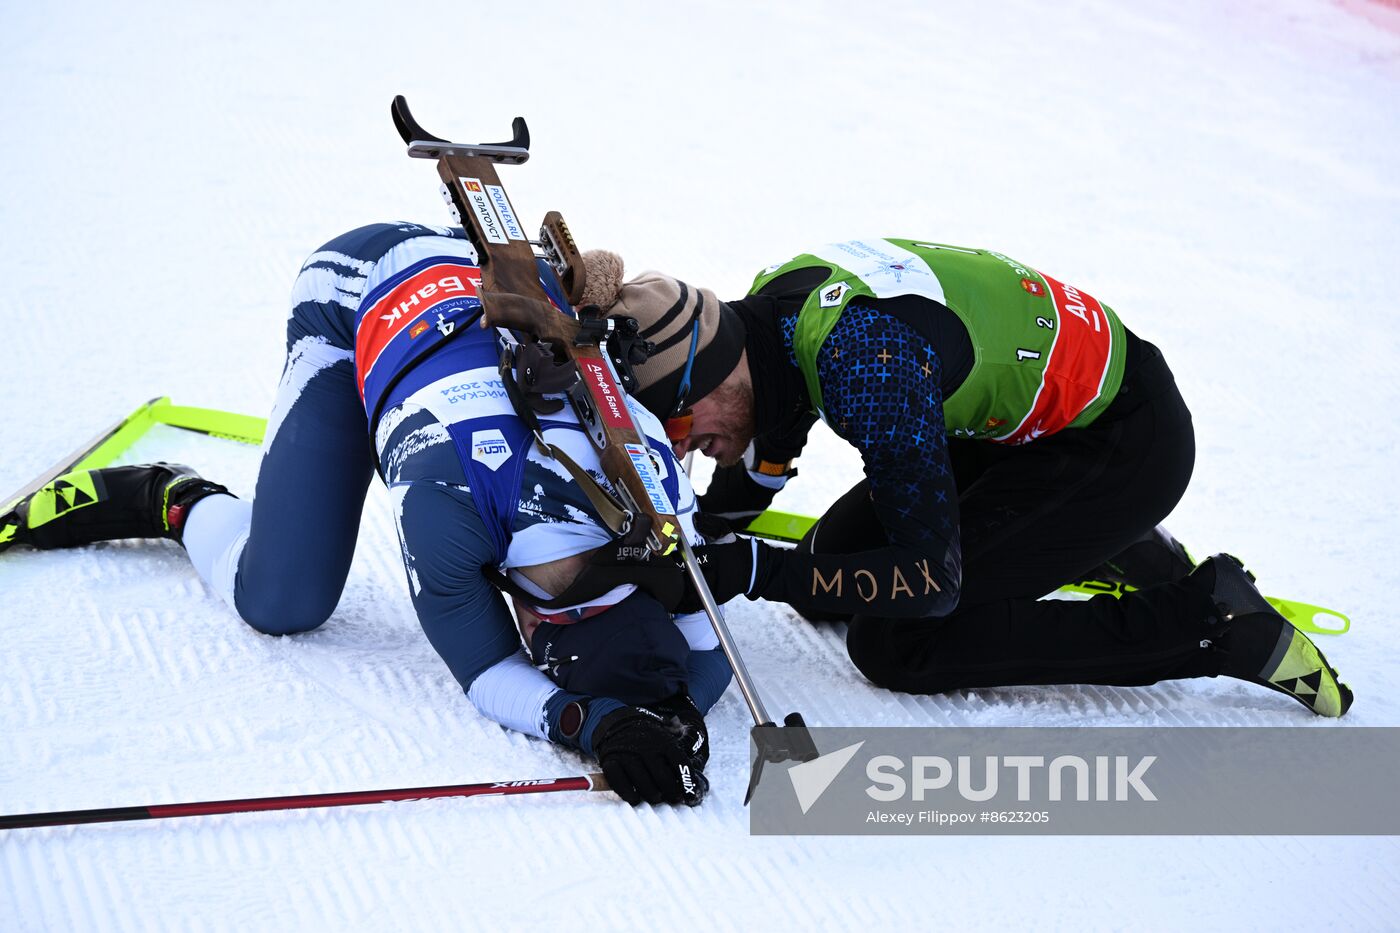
[234,585,337,636]
[846,619,894,687]
[846,616,958,695]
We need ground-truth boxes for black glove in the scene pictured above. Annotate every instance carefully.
[592,703,709,806]
[650,692,710,769]
[674,532,761,614]
[691,510,737,544]
[511,537,685,614]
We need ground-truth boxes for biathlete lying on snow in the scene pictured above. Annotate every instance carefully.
[0,222,732,806]
[575,239,1353,718]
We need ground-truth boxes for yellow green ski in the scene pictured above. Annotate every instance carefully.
[1,398,267,547]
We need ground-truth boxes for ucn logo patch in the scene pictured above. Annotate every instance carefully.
[471,429,512,471]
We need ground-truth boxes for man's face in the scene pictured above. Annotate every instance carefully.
[670,376,756,467]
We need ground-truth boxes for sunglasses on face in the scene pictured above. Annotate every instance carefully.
[663,319,702,442]
[664,409,693,441]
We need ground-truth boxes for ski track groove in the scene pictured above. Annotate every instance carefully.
[69,854,108,933]
[1,842,36,932]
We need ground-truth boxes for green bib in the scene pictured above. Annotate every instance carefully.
[750,238,1126,443]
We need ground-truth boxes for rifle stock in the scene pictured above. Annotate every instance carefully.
[392,97,680,555]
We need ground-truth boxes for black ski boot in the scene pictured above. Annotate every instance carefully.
[0,463,231,553]
[1088,524,1196,588]
[1187,554,1353,717]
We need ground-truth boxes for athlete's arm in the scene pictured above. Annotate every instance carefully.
[750,306,961,617]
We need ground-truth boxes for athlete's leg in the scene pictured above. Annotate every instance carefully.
[183,257,377,635]
[231,345,374,633]
[813,466,1211,693]
[4,312,375,639]
[839,342,1228,693]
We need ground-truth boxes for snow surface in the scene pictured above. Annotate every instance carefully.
[3,1,1399,929]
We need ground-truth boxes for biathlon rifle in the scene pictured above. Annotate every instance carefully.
[390,97,818,802]
[391,95,678,554]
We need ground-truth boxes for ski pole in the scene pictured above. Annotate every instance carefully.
[0,773,610,831]
[678,535,770,726]
[676,536,818,802]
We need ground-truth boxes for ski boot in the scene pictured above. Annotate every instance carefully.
[0,463,230,554]
[1188,554,1353,717]
[1089,524,1196,589]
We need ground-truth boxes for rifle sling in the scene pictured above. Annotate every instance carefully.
[498,343,635,540]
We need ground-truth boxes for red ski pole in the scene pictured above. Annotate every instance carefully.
[0,773,610,831]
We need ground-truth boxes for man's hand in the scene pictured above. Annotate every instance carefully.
[583,538,687,611]
[523,538,687,615]
[649,692,709,768]
[592,703,708,806]
[675,515,762,613]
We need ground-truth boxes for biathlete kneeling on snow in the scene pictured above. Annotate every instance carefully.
[0,222,733,806]
[575,238,1352,718]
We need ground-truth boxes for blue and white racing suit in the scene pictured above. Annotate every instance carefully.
[183,223,731,753]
